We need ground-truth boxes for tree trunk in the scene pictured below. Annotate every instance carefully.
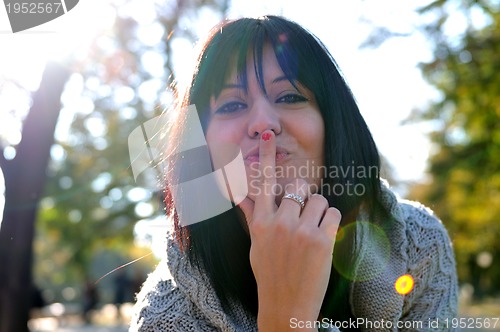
[0,62,69,332]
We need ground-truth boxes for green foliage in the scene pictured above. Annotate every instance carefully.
[33,0,230,303]
[408,3,500,296]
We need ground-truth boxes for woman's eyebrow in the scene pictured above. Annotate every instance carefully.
[271,76,291,84]
[271,76,302,92]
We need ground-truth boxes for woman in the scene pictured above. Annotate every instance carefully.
[130,16,458,331]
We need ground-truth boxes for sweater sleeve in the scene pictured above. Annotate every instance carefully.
[399,201,459,331]
[129,260,218,332]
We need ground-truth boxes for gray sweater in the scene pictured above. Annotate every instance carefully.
[130,182,458,331]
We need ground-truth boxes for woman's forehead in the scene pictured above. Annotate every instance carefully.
[222,45,293,86]
[205,36,303,100]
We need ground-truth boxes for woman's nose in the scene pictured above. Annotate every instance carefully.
[247,100,282,138]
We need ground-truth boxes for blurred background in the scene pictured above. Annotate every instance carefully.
[0,0,498,331]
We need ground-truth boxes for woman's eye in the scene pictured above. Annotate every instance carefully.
[215,102,247,114]
[276,93,308,104]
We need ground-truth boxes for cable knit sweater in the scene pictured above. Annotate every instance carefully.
[130,182,458,331]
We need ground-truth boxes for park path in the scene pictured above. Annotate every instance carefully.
[31,322,128,332]
[55,325,127,332]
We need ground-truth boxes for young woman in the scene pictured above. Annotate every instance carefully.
[130,16,458,331]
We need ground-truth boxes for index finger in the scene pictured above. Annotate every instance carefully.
[254,130,277,214]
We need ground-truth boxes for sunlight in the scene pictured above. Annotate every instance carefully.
[0,0,116,89]
[0,0,119,174]
[0,168,4,229]
[46,1,117,61]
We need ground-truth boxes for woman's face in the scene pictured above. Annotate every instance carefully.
[205,44,325,204]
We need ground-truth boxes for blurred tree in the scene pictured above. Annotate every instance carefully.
[408,2,499,298]
[32,0,230,307]
[0,62,69,332]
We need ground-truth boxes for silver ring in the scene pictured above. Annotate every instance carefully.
[282,193,305,209]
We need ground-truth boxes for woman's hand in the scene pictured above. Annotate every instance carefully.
[238,130,341,331]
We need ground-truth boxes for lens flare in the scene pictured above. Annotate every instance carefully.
[332,221,391,282]
[395,274,414,295]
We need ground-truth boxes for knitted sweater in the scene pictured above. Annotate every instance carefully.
[130,183,458,331]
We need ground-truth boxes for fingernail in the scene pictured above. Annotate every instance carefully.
[262,132,272,141]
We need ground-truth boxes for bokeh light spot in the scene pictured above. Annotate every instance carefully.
[279,33,288,43]
[395,274,414,295]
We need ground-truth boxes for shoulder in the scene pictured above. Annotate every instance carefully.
[398,198,455,265]
[397,198,459,319]
[130,237,257,332]
[351,182,458,323]
[380,182,458,321]
[378,181,455,266]
[129,259,212,332]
